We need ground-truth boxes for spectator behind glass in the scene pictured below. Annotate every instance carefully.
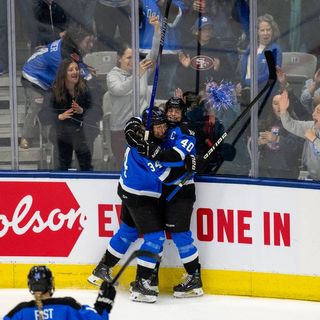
[32,0,70,47]
[180,0,209,47]
[257,93,304,179]
[300,68,320,119]
[107,16,160,170]
[279,90,320,181]
[180,1,244,72]
[3,265,116,319]
[94,0,131,51]
[186,98,236,174]
[240,13,282,88]
[48,58,93,171]
[274,66,310,121]
[0,0,8,75]
[20,22,95,150]
[139,0,186,99]
[176,15,235,95]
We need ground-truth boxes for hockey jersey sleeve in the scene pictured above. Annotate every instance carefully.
[77,304,109,320]
[156,126,196,167]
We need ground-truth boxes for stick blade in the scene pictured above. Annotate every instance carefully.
[264,50,277,82]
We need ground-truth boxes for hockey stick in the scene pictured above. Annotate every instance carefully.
[211,75,276,174]
[144,0,172,141]
[166,50,277,201]
[108,250,160,287]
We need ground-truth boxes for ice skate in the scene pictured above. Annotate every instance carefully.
[173,266,204,298]
[87,256,113,286]
[130,263,160,293]
[130,278,158,303]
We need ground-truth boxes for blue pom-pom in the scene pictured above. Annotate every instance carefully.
[206,81,236,111]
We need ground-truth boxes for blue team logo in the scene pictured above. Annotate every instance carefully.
[190,55,214,71]
[34,272,41,281]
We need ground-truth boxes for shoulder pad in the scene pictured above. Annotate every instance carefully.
[179,123,195,136]
[5,301,35,318]
[43,297,82,309]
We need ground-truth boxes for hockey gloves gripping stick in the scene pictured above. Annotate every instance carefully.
[166,50,277,201]
[144,0,172,141]
[125,117,162,158]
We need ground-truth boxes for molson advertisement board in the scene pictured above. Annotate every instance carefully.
[0,177,319,300]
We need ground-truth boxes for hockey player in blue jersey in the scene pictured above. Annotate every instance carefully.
[88,107,174,303]
[88,101,203,302]
[4,265,116,320]
[131,97,203,299]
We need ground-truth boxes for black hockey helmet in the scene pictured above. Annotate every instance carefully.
[165,97,186,114]
[165,97,187,126]
[28,265,55,295]
[142,106,167,128]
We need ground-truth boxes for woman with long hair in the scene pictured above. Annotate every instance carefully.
[49,58,92,171]
[107,16,160,170]
[20,21,95,149]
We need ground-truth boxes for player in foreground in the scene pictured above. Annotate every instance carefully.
[4,265,116,320]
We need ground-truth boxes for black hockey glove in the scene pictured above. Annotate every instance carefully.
[94,281,117,315]
[124,117,144,148]
[184,154,206,173]
[137,140,162,160]
[220,143,236,162]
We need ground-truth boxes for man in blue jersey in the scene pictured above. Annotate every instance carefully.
[20,21,95,149]
[4,265,115,320]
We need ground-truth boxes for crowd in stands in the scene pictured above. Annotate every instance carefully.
[1,0,320,180]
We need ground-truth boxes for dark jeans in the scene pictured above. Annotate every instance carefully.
[56,126,92,171]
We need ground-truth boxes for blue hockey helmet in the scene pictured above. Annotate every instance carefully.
[28,265,55,295]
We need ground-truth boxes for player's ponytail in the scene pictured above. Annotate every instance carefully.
[34,292,44,320]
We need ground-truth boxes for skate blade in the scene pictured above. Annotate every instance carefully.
[130,291,157,303]
[173,288,204,298]
[87,274,103,286]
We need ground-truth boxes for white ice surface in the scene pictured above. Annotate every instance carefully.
[1,288,320,320]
